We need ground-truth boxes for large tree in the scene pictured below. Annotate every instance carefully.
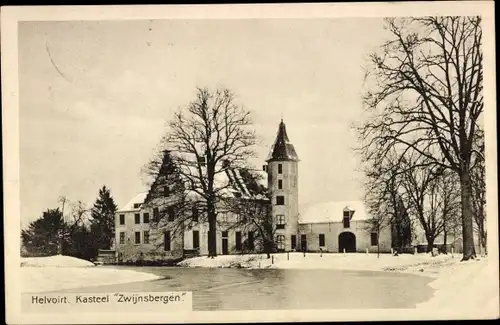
[358,17,483,260]
[151,87,256,257]
[89,186,118,250]
[21,208,65,256]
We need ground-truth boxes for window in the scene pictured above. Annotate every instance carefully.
[278,179,283,189]
[193,231,200,249]
[153,207,159,222]
[192,207,199,222]
[222,231,228,238]
[343,210,351,228]
[319,234,325,247]
[143,231,150,244]
[133,203,141,209]
[119,232,125,244]
[235,232,242,250]
[291,235,297,250]
[371,232,378,246]
[197,156,206,166]
[276,196,285,205]
[276,235,285,250]
[220,212,228,223]
[143,213,150,224]
[134,213,140,224]
[119,214,125,225]
[163,186,170,197]
[276,215,286,229]
[134,232,141,244]
[343,215,350,228]
[262,165,267,172]
[164,231,171,251]
[278,163,283,174]
[167,206,175,222]
[248,232,254,250]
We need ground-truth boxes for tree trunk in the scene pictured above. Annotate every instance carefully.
[479,221,487,255]
[207,201,217,257]
[377,230,380,258]
[264,239,273,259]
[459,169,476,261]
[426,236,434,253]
[443,229,448,254]
[483,232,487,255]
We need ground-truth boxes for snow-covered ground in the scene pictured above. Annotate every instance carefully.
[177,252,461,275]
[21,255,161,293]
[21,255,96,267]
[415,256,497,315]
[179,252,498,316]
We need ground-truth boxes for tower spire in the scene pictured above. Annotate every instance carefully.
[266,119,299,162]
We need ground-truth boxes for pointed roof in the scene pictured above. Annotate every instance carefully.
[266,119,299,162]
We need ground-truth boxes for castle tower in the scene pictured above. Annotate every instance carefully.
[265,119,299,252]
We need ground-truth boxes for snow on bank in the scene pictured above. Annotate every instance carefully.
[415,257,498,317]
[21,255,95,267]
[178,252,462,275]
[21,255,161,293]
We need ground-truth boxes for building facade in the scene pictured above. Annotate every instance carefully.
[112,119,393,263]
[297,201,392,253]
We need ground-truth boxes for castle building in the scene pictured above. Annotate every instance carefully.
[112,120,393,264]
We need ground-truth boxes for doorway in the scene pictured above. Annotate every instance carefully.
[338,232,356,252]
[222,238,229,255]
[222,231,229,255]
[300,234,307,252]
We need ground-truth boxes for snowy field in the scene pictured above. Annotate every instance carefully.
[21,255,161,293]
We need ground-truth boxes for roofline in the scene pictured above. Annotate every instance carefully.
[266,158,300,163]
[116,208,142,213]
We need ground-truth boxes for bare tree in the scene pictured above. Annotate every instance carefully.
[362,149,405,258]
[358,17,483,260]
[64,200,91,239]
[470,129,486,254]
[149,87,257,257]
[400,157,443,253]
[400,155,460,254]
[437,169,461,254]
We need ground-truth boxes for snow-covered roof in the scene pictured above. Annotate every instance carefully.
[118,192,148,212]
[124,157,268,212]
[167,151,267,200]
[253,170,268,188]
[299,200,370,224]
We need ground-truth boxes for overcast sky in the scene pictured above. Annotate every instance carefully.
[18,18,391,226]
